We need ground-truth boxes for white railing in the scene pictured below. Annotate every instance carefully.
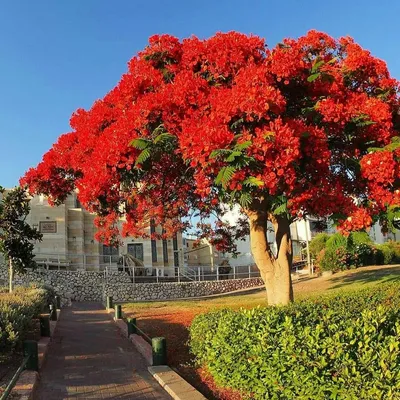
[32,252,120,271]
[24,252,311,283]
[103,264,262,283]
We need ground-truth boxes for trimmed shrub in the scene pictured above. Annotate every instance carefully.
[189,283,400,399]
[0,286,50,352]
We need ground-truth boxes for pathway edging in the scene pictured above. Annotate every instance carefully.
[11,310,61,399]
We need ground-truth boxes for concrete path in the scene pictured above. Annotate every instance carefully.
[34,302,170,399]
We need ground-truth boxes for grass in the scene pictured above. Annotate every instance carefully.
[122,264,400,400]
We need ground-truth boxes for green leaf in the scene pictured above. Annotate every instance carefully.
[311,60,325,73]
[307,73,320,83]
[230,118,244,130]
[225,151,242,162]
[130,138,151,150]
[273,203,287,216]
[153,132,174,144]
[239,192,252,208]
[243,176,264,187]
[357,120,376,127]
[235,141,252,151]
[135,148,151,166]
[215,166,236,187]
[327,57,338,65]
[209,149,231,159]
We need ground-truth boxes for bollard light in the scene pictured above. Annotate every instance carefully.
[152,337,167,366]
[39,315,51,337]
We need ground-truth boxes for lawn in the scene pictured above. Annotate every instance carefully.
[122,264,400,400]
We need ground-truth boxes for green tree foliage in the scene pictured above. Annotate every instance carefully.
[0,187,42,292]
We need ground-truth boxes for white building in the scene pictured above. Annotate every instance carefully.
[1,190,184,275]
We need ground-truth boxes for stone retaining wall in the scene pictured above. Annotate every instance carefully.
[0,266,263,303]
[104,278,264,302]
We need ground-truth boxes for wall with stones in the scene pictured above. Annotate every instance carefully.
[104,278,264,302]
[0,265,263,303]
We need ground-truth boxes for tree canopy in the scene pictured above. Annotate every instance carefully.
[21,31,400,303]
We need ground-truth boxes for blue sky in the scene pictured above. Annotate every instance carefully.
[1,0,399,188]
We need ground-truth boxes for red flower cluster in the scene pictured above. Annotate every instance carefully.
[21,30,400,245]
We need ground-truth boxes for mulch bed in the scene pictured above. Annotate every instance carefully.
[132,309,242,400]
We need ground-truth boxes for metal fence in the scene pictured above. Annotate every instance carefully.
[32,253,115,271]
[10,253,311,284]
[104,264,263,283]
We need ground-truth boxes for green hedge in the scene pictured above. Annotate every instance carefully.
[189,283,400,399]
[0,285,52,353]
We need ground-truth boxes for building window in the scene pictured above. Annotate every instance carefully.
[173,236,179,267]
[127,243,144,261]
[103,245,119,263]
[163,239,168,263]
[150,221,157,262]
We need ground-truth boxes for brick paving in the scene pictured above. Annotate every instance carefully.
[34,302,170,399]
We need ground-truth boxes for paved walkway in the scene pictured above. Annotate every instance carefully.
[34,302,170,399]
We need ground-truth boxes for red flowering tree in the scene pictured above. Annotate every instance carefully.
[21,31,400,305]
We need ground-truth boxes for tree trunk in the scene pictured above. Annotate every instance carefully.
[9,258,14,293]
[246,203,293,306]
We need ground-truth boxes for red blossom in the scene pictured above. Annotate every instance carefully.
[20,30,400,244]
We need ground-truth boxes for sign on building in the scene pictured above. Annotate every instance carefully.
[39,221,57,233]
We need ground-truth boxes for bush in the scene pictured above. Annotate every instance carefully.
[309,233,330,260]
[316,232,377,271]
[347,231,373,245]
[0,286,50,353]
[386,240,400,263]
[375,244,395,265]
[325,233,347,250]
[189,283,400,399]
[319,246,349,272]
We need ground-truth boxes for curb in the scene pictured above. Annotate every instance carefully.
[149,366,207,400]
[10,310,61,399]
[108,308,207,400]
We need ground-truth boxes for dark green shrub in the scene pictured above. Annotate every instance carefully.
[309,233,330,260]
[0,286,50,352]
[348,243,375,266]
[190,284,400,399]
